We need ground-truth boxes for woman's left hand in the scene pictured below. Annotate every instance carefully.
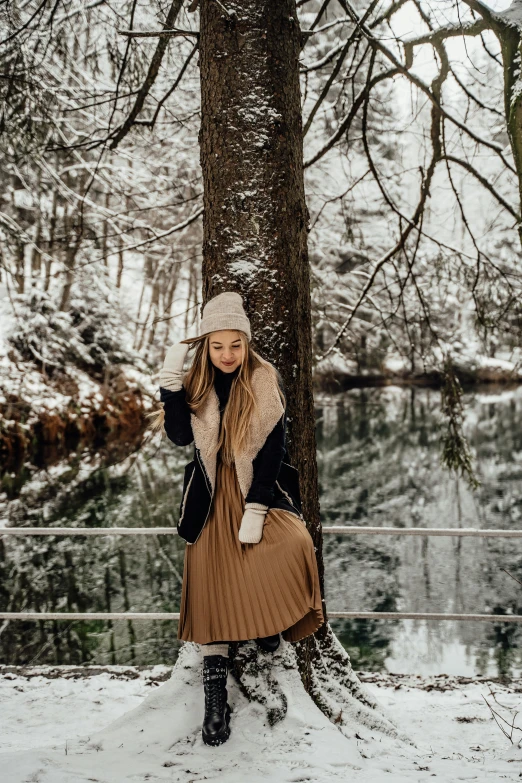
[238,503,269,544]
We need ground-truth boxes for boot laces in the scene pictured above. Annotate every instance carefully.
[207,680,226,713]
[203,663,227,713]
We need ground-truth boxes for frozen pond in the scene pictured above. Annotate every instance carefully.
[1,385,522,677]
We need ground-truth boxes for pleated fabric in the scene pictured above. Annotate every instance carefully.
[177,452,324,644]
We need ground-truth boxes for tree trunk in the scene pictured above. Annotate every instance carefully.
[45,189,58,292]
[499,22,522,244]
[198,0,395,735]
[59,231,81,312]
[464,6,522,243]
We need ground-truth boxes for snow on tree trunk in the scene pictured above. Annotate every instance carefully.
[197,0,398,736]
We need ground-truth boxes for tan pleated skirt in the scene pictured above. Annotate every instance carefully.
[177,453,324,644]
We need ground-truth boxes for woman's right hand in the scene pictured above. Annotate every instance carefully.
[159,342,190,392]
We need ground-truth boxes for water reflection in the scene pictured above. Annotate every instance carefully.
[1,385,522,676]
[0,446,190,667]
[318,385,522,678]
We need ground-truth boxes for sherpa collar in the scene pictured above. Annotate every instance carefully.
[188,363,284,498]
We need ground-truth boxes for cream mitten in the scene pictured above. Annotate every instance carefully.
[238,502,269,544]
[159,343,190,392]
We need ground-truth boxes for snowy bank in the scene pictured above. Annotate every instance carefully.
[0,282,157,470]
[1,642,522,782]
[315,351,522,390]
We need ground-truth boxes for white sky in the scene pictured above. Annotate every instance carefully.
[394,0,514,38]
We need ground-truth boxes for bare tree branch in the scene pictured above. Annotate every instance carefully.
[444,154,519,220]
[109,0,186,150]
[117,28,198,39]
[303,0,381,136]
[309,0,334,32]
[141,40,199,130]
[304,66,400,167]
[335,0,516,174]
[403,18,488,67]
[0,0,52,45]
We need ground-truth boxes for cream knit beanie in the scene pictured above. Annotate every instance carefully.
[198,291,251,341]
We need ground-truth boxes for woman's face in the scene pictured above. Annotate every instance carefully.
[208,330,243,373]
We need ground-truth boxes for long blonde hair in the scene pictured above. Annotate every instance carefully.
[149,331,285,465]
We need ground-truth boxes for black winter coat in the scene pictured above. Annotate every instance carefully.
[160,365,304,544]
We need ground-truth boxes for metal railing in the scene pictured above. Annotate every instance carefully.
[0,611,521,623]
[1,524,520,623]
[1,525,521,537]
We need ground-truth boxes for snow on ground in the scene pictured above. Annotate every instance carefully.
[1,643,522,783]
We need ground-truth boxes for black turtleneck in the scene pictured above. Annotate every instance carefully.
[213,364,240,412]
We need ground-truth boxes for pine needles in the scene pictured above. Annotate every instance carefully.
[440,360,480,489]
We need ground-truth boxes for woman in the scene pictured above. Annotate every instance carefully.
[156,291,324,746]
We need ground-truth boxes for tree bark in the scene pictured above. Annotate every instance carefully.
[498,24,522,244]
[458,2,522,242]
[197,0,395,734]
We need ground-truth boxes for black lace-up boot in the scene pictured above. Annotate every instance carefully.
[202,655,231,746]
[255,633,280,653]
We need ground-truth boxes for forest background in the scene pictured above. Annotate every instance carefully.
[2,0,521,470]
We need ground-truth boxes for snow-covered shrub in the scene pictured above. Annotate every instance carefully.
[9,270,135,379]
